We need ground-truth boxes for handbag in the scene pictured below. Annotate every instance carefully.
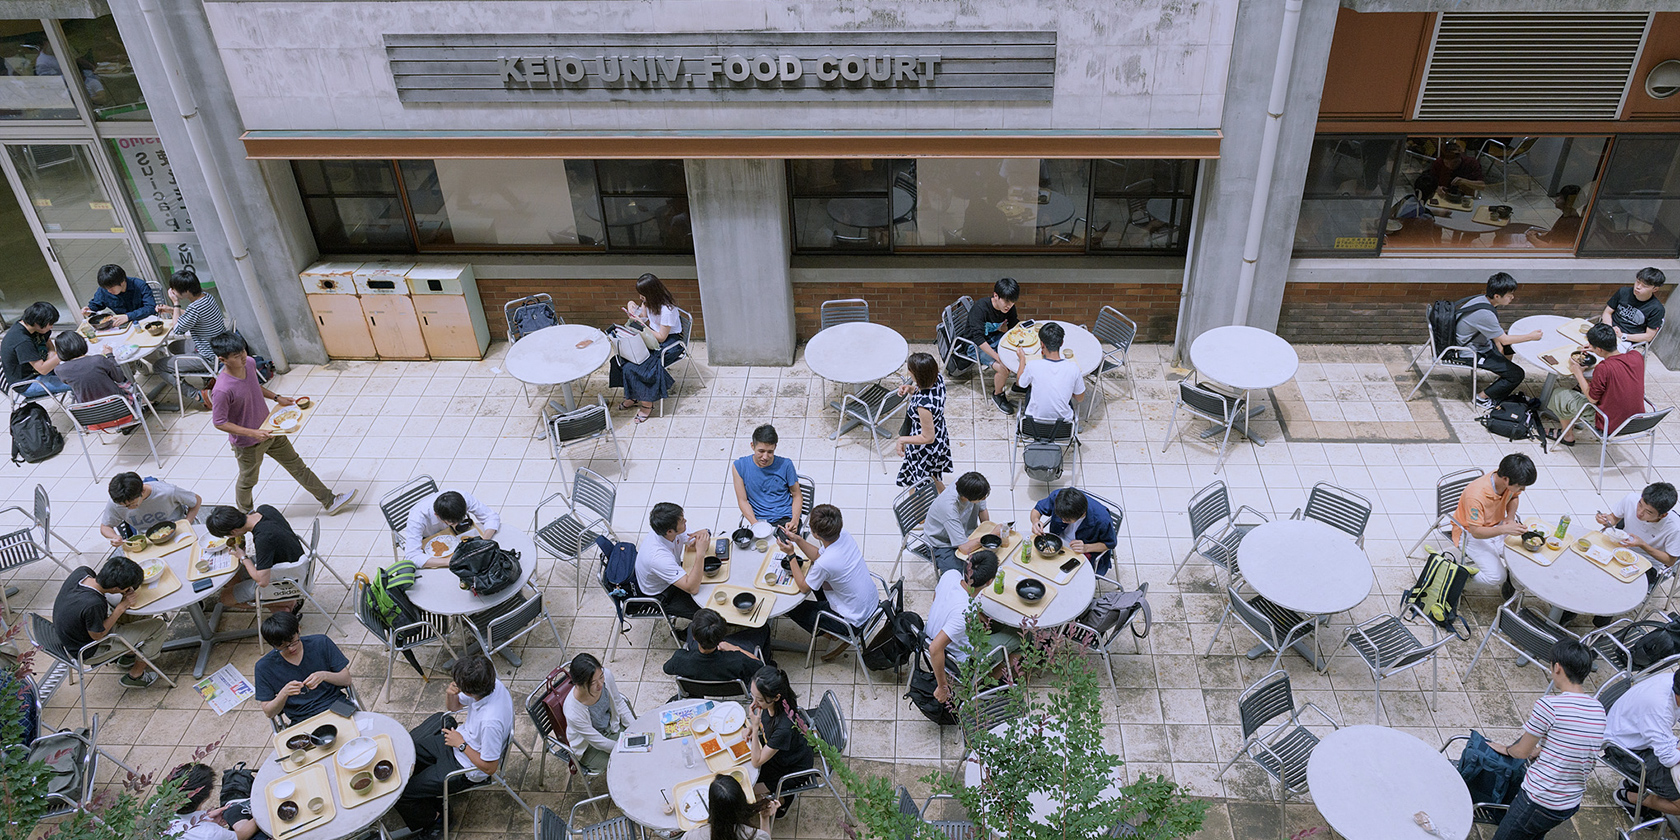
[612,325,651,364]
[624,318,662,351]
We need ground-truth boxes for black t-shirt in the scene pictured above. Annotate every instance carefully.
[757,709,814,787]
[961,298,1020,346]
[52,566,110,652]
[250,505,304,571]
[662,647,762,687]
[1608,286,1665,335]
[1,322,47,385]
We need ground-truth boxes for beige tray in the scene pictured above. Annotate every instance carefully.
[267,762,336,840]
[121,521,197,562]
[126,319,175,350]
[1536,346,1584,377]
[187,547,237,581]
[260,400,319,435]
[332,733,402,804]
[980,565,1058,619]
[1574,530,1653,583]
[276,710,362,773]
[697,730,753,774]
[754,551,803,595]
[1427,194,1474,212]
[1471,206,1512,227]
[1505,520,1568,567]
[705,585,772,628]
[671,766,755,831]
[129,565,182,609]
[1560,318,1593,345]
[1013,542,1083,585]
[685,540,731,584]
[956,523,1024,562]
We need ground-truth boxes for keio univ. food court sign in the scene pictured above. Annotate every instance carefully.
[384,32,1056,103]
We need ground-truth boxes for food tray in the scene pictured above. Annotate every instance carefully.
[260,400,319,435]
[754,551,803,595]
[1536,346,1583,377]
[126,320,174,350]
[957,523,1023,562]
[702,735,754,774]
[705,584,772,628]
[187,548,237,581]
[1471,206,1512,227]
[1013,542,1083,585]
[1561,318,1593,344]
[276,710,361,773]
[266,762,336,840]
[122,521,197,561]
[686,539,730,584]
[332,733,401,804]
[1505,520,1567,567]
[980,565,1059,619]
[1427,194,1474,212]
[671,766,755,831]
[1574,531,1653,582]
[129,565,182,609]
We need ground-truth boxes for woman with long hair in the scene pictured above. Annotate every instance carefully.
[745,666,813,819]
[608,272,685,423]
[678,773,770,840]
[894,352,952,492]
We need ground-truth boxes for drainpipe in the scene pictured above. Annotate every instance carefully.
[134,0,288,370]
[1230,0,1305,326]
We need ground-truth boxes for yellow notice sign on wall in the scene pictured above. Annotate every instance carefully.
[89,202,112,210]
[1334,237,1378,249]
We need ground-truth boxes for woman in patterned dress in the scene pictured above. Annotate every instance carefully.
[895,352,953,492]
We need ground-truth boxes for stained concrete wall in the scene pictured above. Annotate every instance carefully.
[685,159,794,365]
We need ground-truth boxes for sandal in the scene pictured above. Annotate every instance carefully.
[618,399,637,410]
[1545,427,1577,447]
[634,409,653,424]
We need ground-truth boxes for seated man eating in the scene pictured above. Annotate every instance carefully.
[1031,488,1117,576]
[1546,323,1645,447]
[99,471,201,547]
[81,263,157,328]
[664,608,763,687]
[206,504,305,612]
[779,505,878,660]
[402,489,501,568]
[732,423,802,530]
[255,609,353,724]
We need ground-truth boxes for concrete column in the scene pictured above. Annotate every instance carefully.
[1176,0,1341,360]
[684,159,796,365]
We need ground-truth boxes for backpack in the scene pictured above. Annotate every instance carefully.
[1481,397,1548,451]
[1020,418,1073,483]
[1079,583,1153,642]
[906,649,958,726]
[1426,295,1494,361]
[1402,547,1477,639]
[448,537,519,597]
[861,581,921,675]
[363,559,421,629]
[510,298,560,341]
[1623,616,1680,671]
[1456,730,1527,807]
[595,536,646,636]
[219,761,256,805]
[9,403,63,465]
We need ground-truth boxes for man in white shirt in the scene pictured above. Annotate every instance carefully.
[403,490,501,568]
[1604,669,1680,817]
[780,505,878,660]
[1012,322,1084,425]
[635,501,710,620]
[1590,482,1680,627]
[924,472,1001,575]
[396,654,515,838]
[927,550,1019,704]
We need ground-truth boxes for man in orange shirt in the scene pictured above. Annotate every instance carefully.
[1452,452,1538,598]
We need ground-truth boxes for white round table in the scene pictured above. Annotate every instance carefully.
[976,555,1097,631]
[695,540,806,623]
[826,187,914,230]
[406,525,538,665]
[1238,520,1373,669]
[1006,320,1103,377]
[1507,517,1649,619]
[1307,725,1472,840]
[1509,314,1583,404]
[252,711,416,840]
[805,322,909,440]
[504,323,612,411]
[127,523,259,678]
[1189,326,1299,445]
[605,699,760,834]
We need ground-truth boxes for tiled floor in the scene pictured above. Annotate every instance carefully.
[8,335,1680,839]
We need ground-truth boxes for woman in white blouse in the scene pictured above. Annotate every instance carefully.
[609,272,686,423]
[561,652,634,772]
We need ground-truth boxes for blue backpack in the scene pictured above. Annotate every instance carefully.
[1457,730,1527,807]
[510,299,559,342]
[595,536,644,636]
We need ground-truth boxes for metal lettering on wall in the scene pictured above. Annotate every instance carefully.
[384,32,1056,103]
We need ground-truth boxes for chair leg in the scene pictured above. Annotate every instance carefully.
[1168,547,1197,583]
[1407,516,1446,559]
[78,429,98,483]
[1203,607,1231,657]
[1373,676,1384,725]
[46,525,81,559]
[1461,619,1501,682]
[1159,402,1182,453]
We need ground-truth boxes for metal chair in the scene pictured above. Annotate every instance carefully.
[0,528,58,623]
[544,396,626,481]
[1583,611,1680,678]
[1462,593,1577,685]
[534,804,569,840]
[657,307,706,415]
[1406,314,1486,402]
[1012,415,1079,488]
[1216,670,1339,826]
[441,728,533,840]
[64,393,162,481]
[253,519,347,633]
[935,296,980,381]
[167,353,218,414]
[819,298,870,330]
[599,554,683,659]
[351,575,456,704]
[1066,577,1149,696]
[837,382,908,473]
[29,714,137,825]
[568,793,644,840]
[771,740,854,824]
[1160,381,1249,474]
[465,584,564,666]
[897,788,976,840]
[379,474,438,564]
[1172,480,1268,584]
[890,478,939,581]
[1330,605,1455,723]
[1,364,62,412]
[1089,305,1138,401]
[802,574,896,681]
[956,684,1028,777]
[673,676,750,702]
[504,293,559,342]
[1082,490,1125,574]
[534,483,612,609]
[1292,482,1373,546]
[0,485,79,572]
[25,612,177,729]
[1408,468,1482,558]
[1596,670,1663,826]
[570,468,620,537]
[1551,400,1673,490]
[1204,573,1320,673]
[525,669,634,798]
[808,689,849,756]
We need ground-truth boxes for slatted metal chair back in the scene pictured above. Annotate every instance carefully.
[811,689,848,752]
[897,787,920,820]
[797,474,817,524]
[535,804,568,840]
[67,395,137,428]
[674,676,750,701]
[1085,490,1124,531]
[1092,305,1137,353]
[1179,381,1239,420]
[1188,481,1234,542]
[960,685,1025,743]
[380,475,438,533]
[1237,670,1295,739]
[482,591,549,652]
[1502,607,1565,661]
[0,527,44,575]
[1018,416,1076,443]
[938,298,976,360]
[894,479,938,536]
[1301,482,1372,542]
[535,509,590,558]
[820,298,870,330]
[1613,407,1673,438]
[572,468,617,526]
[28,612,74,664]
[551,402,610,442]
[1435,469,1483,519]
[1230,588,1287,651]
[1597,671,1635,711]
[504,294,559,342]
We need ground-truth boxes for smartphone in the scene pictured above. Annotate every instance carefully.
[1020,319,1036,329]
[624,733,652,750]
[715,538,731,559]
[191,578,213,592]
[1059,557,1083,574]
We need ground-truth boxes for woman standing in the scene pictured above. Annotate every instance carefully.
[609,273,685,423]
[678,774,771,840]
[561,653,634,772]
[894,352,953,493]
[745,666,813,820]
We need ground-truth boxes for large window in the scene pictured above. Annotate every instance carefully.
[0,21,77,119]
[294,159,693,254]
[1580,135,1680,258]
[1295,134,1614,257]
[789,158,1196,255]
[60,16,147,121]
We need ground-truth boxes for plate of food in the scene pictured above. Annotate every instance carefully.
[205,537,230,554]
[699,736,727,758]
[140,559,166,584]
[1613,549,1637,566]
[427,533,460,558]
[269,407,302,430]
[680,788,708,822]
[710,702,747,735]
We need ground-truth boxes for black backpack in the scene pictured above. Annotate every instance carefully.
[219,761,256,805]
[1626,616,1680,670]
[1482,397,1548,451]
[861,581,921,675]
[448,537,519,597]
[1426,295,1493,359]
[9,403,63,465]
[906,648,958,726]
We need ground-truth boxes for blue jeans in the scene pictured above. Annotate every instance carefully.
[1491,790,1577,840]
[20,374,69,398]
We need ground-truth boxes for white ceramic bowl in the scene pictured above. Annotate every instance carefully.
[751,521,774,539]
[336,736,377,770]
[140,561,166,584]
[271,780,296,800]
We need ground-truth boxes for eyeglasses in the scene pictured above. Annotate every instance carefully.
[275,636,303,652]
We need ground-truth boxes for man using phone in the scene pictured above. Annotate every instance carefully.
[635,502,711,620]
[779,505,877,661]
[396,654,513,839]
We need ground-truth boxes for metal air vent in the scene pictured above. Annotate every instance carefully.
[1416,13,1650,120]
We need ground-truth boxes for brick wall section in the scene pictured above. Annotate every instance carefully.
[474,278,705,340]
[1278,282,1629,345]
[790,282,1186,344]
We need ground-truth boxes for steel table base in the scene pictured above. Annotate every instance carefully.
[160,602,259,678]
[1199,396,1269,445]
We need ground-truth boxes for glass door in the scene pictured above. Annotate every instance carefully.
[0,141,149,320]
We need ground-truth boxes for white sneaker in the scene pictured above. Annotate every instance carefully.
[1473,396,1494,411]
[325,489,357,516]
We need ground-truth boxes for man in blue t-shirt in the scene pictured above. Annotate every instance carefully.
[731,423,803,530]
[254,610,353,724]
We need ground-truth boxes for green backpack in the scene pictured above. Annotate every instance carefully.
[362,558,420,629]
[1403,546,1477,639]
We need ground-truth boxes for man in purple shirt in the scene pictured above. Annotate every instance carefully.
[209,333,355,515]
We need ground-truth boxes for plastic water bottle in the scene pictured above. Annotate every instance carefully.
[1555,515,1571,539]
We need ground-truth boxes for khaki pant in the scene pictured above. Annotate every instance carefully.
[233,436,333,512]
[1547,388,1592,430]
[83,615,167,666]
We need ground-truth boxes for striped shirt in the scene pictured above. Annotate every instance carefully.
[1519,692,1607,810]
[169,294,229,364]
